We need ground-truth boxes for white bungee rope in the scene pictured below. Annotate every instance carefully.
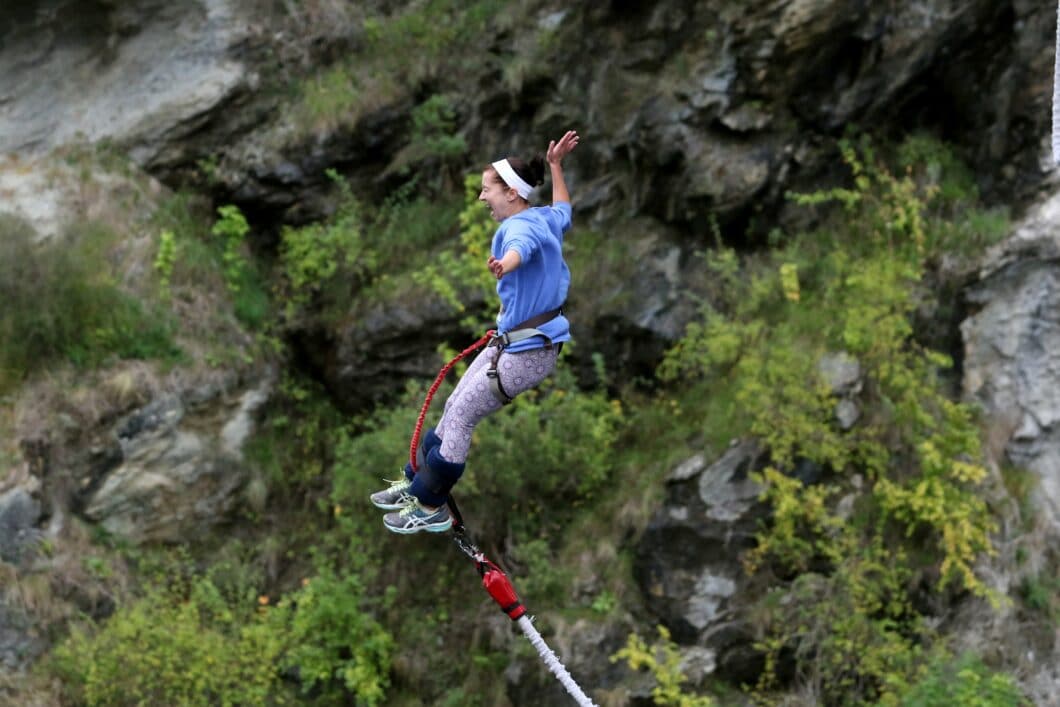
[1053,0,1060,163]
[448,523,598,707]
[516,615,599,707]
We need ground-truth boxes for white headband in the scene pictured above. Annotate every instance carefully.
[491,159,534,199]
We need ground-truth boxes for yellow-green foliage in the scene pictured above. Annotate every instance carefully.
[884,652,1030,707]
[153,228,178,298]
[411,172,498,331]
[461,366,626,532]
[292,63,364,133]
[281,568,393,705]
[280,170,375,315]
[49,561,393,707]
[210,204,271,329]
[406,94,468,171]
[612,626,715,706]
[660,136,1008,702]
[51,577,288,707]
[212,205,250,294]
[278,171,464,323]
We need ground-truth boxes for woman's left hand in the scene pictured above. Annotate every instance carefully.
[488,250,521,279]
[487,255,505,279]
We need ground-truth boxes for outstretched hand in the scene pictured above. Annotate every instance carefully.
[547,130,579,165]
[487,255,504,279]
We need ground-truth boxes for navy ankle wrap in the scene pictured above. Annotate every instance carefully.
[409,447,465,507]
[405,427,443,481]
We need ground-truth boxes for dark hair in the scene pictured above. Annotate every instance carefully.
[486,155,546,191]
[507,156,546,187]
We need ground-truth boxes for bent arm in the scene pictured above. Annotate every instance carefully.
[488,250,522,279]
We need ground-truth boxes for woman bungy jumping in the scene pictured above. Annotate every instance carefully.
[370,129,580,534]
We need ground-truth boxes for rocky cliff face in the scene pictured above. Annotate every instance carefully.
[3,0,1060,702]
[963,191,1060,535]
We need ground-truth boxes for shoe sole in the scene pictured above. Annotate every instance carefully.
[383,519,453,535]
[371,498,409,510]
[370,491,414,511]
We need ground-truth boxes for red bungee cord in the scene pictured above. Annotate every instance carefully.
[408,330,495,472]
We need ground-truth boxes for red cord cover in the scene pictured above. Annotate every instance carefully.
[409,331,495,472]
[481,560,526,620]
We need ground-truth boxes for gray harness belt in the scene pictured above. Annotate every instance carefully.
[486,307,563,405]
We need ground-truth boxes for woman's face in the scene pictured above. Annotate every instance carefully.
[479,169,516,221]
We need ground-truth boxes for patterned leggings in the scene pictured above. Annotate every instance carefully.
[435,345,559,463]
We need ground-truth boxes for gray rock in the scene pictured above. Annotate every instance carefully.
[0,0,257,163]
[835,399,861,430]
[0,600,45,672]
[81,377,272,542]
[0,488,41,565]
[634,441,767,684]
[817,352,862,396]
[962,189,1060,535]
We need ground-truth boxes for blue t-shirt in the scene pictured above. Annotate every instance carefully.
[492,202,572,352]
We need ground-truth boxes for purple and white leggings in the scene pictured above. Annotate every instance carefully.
[435,345,559,463]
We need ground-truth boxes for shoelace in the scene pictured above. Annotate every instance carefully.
[399,502,424,518]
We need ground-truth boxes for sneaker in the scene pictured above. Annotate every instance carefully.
[370,477,415,510]
[383,500,452,534]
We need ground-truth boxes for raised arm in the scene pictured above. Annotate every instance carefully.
[546,130,579,205]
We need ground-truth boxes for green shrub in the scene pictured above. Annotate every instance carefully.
[368,178,462,269]
[292,63,363,132]
[211,204,271,329]
[281,567,393,705]
[660,136,1003,702]
[0,215,180,388]
[153,229,178,298]
[612,625,715,706]
[411,172,506,331]
[410,95,466,161]
[507,538,571,605]
[467,365,625,529]
[50,577,288,707]
[889,653,1029,707]
[280,172,374,316]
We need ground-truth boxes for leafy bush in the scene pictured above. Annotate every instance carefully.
[211,204,271,329]
[280,172,373,315]
[51,577,288,706]
[291,63,363,132]
[889,653,1029,707]
[410,95,467,161]
[153,229,178,298]
[282,567,393,705]
[279,171,464,324]
[467,365,625,530]
[659,135,1006,702]
[411,172,503,331]
[612,625,715,706]
[0,215,180,388]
